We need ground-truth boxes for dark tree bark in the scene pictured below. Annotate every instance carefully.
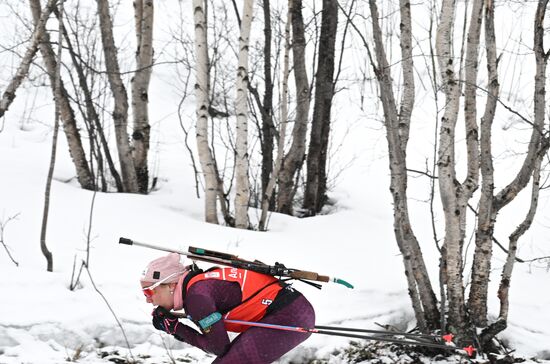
[260,0,275,208]
[303,0,338,215]
[277,0,310,215]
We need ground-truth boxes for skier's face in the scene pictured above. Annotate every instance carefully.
[141,281,175,309]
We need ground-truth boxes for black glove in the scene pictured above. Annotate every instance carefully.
[152,306,180,335]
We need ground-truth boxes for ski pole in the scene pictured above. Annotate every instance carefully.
[314,325,454,343]
[119,237,353,288]
[170,312,474,357]
[220,319,476,356]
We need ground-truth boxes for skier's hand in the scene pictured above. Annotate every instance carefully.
[152,306,180,335]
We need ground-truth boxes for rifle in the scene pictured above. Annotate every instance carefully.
[119,237,353,289]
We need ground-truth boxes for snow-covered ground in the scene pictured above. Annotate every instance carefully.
[1,105,549,363]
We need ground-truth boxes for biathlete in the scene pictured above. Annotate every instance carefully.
[140,252,315,363]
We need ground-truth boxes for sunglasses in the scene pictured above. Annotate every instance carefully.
[142,271,184,298]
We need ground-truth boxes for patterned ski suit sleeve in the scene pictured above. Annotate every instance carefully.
[172,281,241,357]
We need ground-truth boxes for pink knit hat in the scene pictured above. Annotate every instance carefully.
[140,252,186,284]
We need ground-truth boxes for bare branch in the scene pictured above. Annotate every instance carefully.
[0,213,21,266]
[0,0,56,118]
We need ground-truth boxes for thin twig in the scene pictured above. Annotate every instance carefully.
[178,94,202,199]
[406,168,437,179]
[0,213,21,266]
[84,265,135,362]
[465,203,548,264]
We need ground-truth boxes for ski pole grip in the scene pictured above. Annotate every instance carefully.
[119,237,134,246]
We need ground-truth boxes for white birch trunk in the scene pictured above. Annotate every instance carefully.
[193,0,219,224]
[368,0,439,332]
[436,0,468,335]
[131,0,154,193]
[485,0,550,335]
[234,0,254,229]
[29,0,94,191]
[97,0,139,193]
[468,0,497,327]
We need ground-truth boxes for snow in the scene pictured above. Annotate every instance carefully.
[1,107,549,363]
[1,1,550,363]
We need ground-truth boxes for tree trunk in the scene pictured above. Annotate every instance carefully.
[368,0,440,332]
[476,1,550,346]
[40,0,65,272]
[277,0,310,215]
[480,155,543,349]
[468,0,497,327]
[259,3,292,231]
[470,0,550,331]
[59,15,124,192]
[435,0,473,338]
[97,0,139,193]
[436,0,486,341]
[0,0,56,119]
[29,0,94,191]
[234,0,254,229]
[303,0,338,215]
[193,0,219,224]
[260,0,275,209]
[131,0,154,194]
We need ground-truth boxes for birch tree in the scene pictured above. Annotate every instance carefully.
[29,0,94,191]
[353,0,550,351]
[97,0,139,193]
[131,0,154,193]
[234,0,254,229]
[59,9,124,192]
[193,0,219,224]
[436,0,482,338]
[0,0,56,119]
[40,0,64,272]
[361,0,440,332]
[470,0,550,348]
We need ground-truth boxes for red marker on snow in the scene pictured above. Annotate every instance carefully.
[463,345,476,357]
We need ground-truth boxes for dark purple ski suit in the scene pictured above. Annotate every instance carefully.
[171,279,315,363]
